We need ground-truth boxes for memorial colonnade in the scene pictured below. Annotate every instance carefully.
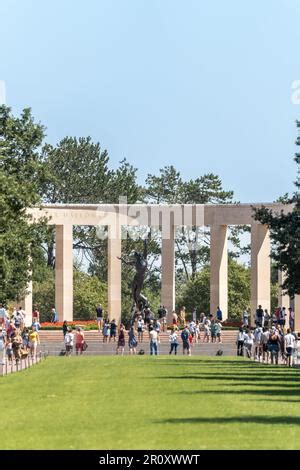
[22,203,299,328]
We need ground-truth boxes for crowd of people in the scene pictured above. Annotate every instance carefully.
[81,304,224,357]
[237,305,298,367]
[1,301,297,367]
[0,304,40,365]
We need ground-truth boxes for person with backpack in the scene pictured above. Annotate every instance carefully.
[128,326,138,355]
[181,326,191,356]
[267,327,280,365]
[64,328,74,356]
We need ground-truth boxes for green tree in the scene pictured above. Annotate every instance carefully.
[254,121,300,297]
[33,268,107,321]
[0,106,46,303]
[144,166,248,280]
[177,260,251,319]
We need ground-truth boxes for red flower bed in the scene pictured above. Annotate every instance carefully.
[40,320,98,330]
[41,320,97,327]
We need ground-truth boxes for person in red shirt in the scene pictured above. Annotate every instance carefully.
[32,308,40,322]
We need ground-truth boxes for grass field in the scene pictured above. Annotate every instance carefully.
[1,356,300,450]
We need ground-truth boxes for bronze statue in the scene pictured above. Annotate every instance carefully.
[118,240,149,321]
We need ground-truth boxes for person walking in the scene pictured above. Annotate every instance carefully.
[255,305,264,327]
[244,329,254,358]
[96,304,103,332]
[29,326,40,359]
[109,319,117,342]
[75,327,85,355]
[62,320,68,338]
[116,324,125,355]
[137,315,144,342]
[51,308,58,324]
[236,327,246,356]
[264,309,270,329]
[169,330,179,355]
[268,327,280,365]
[0,304,7,329]
[181,326,191,356]
[242,310,249,327]
[284,328,296,367]
[215,321,222,343]
[64,328,74,356]
[149,326,159,355]
[128,327,138,355]
[288,307,295,332]
[216,306,223,322]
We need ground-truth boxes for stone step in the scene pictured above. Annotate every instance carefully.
[39,342,236,356]
[38,330,237,344]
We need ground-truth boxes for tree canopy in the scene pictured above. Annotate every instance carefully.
[0,106,46,302]
[254,121,300,297]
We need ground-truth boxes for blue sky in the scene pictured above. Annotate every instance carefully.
[1,0,300,202]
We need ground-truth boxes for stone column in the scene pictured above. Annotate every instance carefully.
[107,222,122,324]
[55,224,73,321]
[294,295,300,332]
[210,225,228,320]
[161,224,175,325]
[278,270,290,308]
[251,224,271,324]
[21,279,33,327]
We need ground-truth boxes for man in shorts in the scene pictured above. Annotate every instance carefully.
[284,328,296,367]
[181,326,191,356]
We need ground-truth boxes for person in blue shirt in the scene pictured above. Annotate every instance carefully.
[216,306,223,322]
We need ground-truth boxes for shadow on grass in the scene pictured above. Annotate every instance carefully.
[175,388,300,397]
[252,398,300,403]
[157,375,300,385]
[157,359,287,370]
[157,415,300,425]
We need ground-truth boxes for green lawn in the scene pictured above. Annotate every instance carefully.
[1,356,300,449]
